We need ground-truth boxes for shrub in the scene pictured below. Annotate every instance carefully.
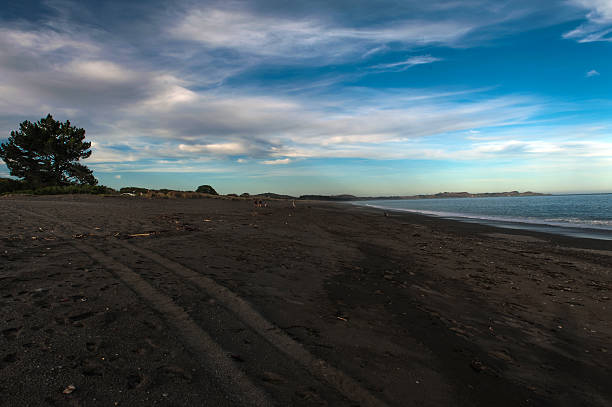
[8,184,115,195]
[120,187,149,195]
[0,178,26,194]
[196,185,218,195]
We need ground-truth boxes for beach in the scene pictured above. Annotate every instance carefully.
[1,195,610,406]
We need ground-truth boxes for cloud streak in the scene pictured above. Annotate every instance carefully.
[371,55,442,71]
[169,7,475,62]
[564,0,612,42]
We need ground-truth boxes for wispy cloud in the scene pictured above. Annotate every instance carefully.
[564,0,612,42]
[466,139,612,159]
[1,20,601,173]
[0,26,549,165]
[371,55,442,71]
[178,142,249,155]
[167,1,576,66]
[169,7,475,62]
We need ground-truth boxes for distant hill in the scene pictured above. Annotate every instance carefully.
[299,194,358,201]
[393,191,548,200]
[297,191,548,201]
[110,186,547,201]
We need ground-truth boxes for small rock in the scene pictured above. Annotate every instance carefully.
[230,354,245,362]
[62,384,76,394]
[470,360,485,372]
[261,371,286,384]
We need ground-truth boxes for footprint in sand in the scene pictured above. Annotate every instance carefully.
[85,342,99,352]
[154,365,193,384]
[2,327,22,340]
[2,353,18,365]
[68,311,94,322]
[126,371,147,389]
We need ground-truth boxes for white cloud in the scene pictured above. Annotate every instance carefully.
[0,27,98,53]
[165,1,583,66]
[88,143,139,163]
[66,60,136,83]
[169,7,476,60]
[564,0,612,42]
[0,26,556,166]
[262,158,291,165]
[466,139,612,158]
[2,4,610,178]
[371,55,442,71]
[586,69,600,77]
[144,80,197,107]
[178,142,248,155]
[0,27,160,118]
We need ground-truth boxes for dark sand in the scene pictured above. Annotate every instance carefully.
[1,195,610,406]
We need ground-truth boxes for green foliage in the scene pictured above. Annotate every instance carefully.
[120,187,149,194]
[16,184,113,195]
[196,184,218,195]
[0,114,97,187]
[0,177,26,194]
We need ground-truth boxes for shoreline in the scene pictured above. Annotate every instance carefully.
[346,201,612,250]
[350,199,612,243]
[1,195,611,406]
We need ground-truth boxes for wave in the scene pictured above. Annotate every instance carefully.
[361,203,612,232]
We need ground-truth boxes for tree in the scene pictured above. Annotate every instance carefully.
[196,184,218,195]
[0,114,97,187]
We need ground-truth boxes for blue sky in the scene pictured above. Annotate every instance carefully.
[1,0,611,195]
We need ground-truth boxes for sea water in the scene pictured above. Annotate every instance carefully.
[356,194,612,241]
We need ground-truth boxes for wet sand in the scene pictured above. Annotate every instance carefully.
[1,195,610,406]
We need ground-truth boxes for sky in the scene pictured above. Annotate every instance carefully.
[1,0,612,195]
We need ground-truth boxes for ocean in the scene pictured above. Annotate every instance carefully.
[356,194,612,241]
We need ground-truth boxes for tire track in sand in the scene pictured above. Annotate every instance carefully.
[19,203,389,407]
[16,206,272,407]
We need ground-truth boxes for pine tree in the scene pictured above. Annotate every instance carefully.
[0,114,97,187]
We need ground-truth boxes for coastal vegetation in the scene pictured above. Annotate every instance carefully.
[0,114,108,195]
[0,180,112,195]
[195,184,218,195]
[0,114,97,188]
